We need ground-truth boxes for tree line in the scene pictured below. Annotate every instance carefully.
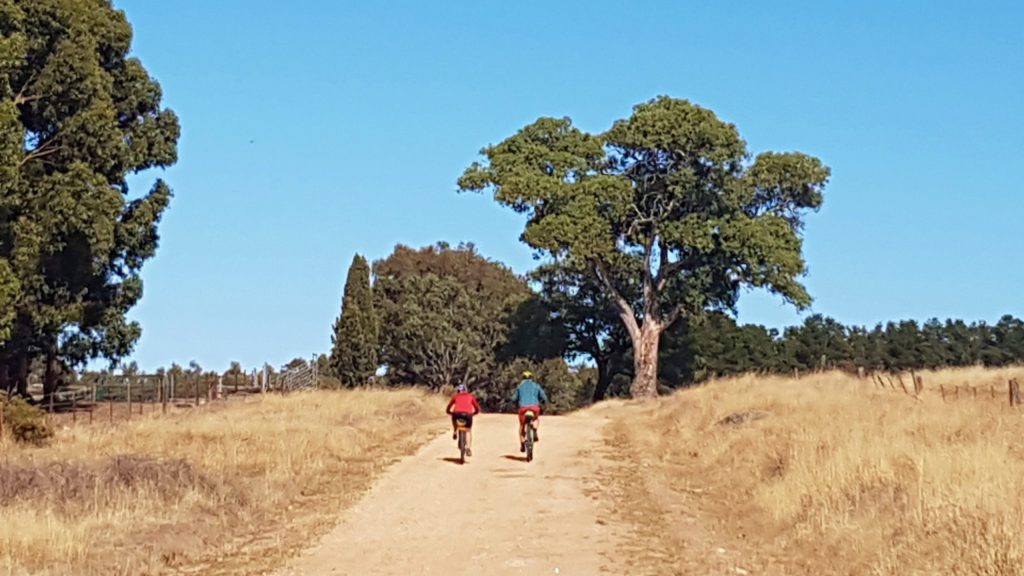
[663,312,1024,381]
[327,244,596,412]
[327,242,1024,410]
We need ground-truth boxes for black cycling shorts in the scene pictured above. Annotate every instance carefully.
[451,412,474,429]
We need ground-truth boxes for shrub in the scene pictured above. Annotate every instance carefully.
[498,358,592,414]
[1,396,54,445]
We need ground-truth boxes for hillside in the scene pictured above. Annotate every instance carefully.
[598,367,1024,575]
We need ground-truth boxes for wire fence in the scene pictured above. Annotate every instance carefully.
[25,356,321,426]
[869,370,1024,407]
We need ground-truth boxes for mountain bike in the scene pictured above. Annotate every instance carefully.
[523,409,537,462]
[454,415,471,464]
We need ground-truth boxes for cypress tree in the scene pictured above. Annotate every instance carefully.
[329,255,379,386]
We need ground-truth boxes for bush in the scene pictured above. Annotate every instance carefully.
[1,396,54,445]
[498,358,592,414]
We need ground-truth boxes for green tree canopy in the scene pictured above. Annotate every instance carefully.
[0,0,179,396]
[460,96,829,397]
[525,262,630,401]
[374,243,531,395]
[329,254,379,386]
[776,314,853,371]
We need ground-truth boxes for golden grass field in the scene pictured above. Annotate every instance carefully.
[0,389,445,576]
[5,367,1024,575]
[602,366,1024,575]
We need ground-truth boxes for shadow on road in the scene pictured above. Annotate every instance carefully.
[439,457,466,466]
[502,454,529,463]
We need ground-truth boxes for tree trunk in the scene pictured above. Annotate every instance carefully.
[14,352,29,398]
[43,348,59,402]
[592,357,611,402]
[630,324,662,398]
[0,362,10,395]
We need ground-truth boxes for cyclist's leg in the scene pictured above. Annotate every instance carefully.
[522,405,540,441]
[517,407,527,449]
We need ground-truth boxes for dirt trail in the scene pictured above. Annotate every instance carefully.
[274,413,622,576]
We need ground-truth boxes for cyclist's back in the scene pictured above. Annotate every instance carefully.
[513,372,548,451]
[513,377,547,408]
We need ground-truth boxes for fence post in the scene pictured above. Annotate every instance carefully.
[109,386,114,425]
[940,385,946,401]
[72,395,77,423]
[194,377,200,407]
[162,374,168,415]
[897,375,909,395]
[126,378,132,421]
[991,384,996,399]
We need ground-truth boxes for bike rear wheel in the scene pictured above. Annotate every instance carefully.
[458,430,467,464]
[524,418,534,462]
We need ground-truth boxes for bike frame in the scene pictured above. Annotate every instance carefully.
[455,416,470,463]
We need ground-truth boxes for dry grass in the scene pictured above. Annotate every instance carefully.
[0,388,446,576]
[601,366,1024,576]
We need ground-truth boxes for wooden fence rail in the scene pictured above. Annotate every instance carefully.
[874,371,1024,409]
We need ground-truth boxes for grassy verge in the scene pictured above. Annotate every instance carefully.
[600,367,1024,575]
[0,388,446,575]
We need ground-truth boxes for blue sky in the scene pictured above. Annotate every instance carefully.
[116,0,1023,370]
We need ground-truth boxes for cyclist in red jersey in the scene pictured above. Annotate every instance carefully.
[446,384,482,456]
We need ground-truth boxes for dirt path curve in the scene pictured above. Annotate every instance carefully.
[274,412,621,576]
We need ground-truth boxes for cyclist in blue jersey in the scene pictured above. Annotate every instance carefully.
[511,371,549,453]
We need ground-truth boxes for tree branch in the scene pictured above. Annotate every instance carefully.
[14,94,43,106]
[663,302,688,329]
[591,258,640,342]
[658,236,668,280]
[18,134,63,168]
[656,259,686,291]
[18,140,62,168]
[13,71,39,106]
[642,232,656,321]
